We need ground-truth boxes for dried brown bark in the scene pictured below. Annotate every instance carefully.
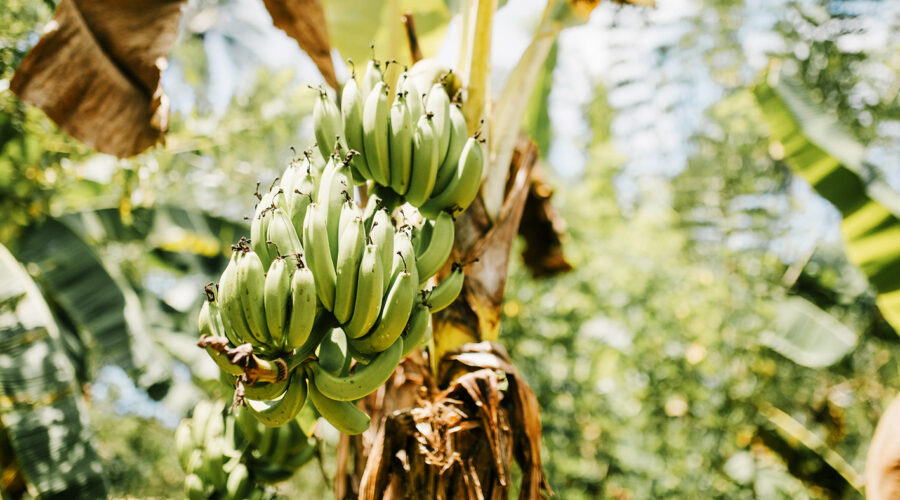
[10,0,184,158]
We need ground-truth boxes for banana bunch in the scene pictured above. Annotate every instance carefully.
[314,57,485,218]
[199,54,480,437]
[175,400,316,499]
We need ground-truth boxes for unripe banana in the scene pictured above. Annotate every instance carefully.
[242,378,288,402]
[420,137,484,218]
[363,81,391,186]
[370,209,395,295]
[389,92,413,195]
[203,284,240,347]
[391,230,419,293]
[191,400,214,445]
[401,301,430,357]
[338,199,362,241]
[344,244,383,339]
[226,463,252,500]
[341,76,373,182]
[313,88,344,162]
[316,157,353,264]
[286,255,317,349]
[306,374,371,435]
[415,211,455,287]
[411,218,433,255]
[317,328,349,374]
[351,269,415,355]
[204,436,227,490]
[425,83,451,165]
[397,73,424,120]
[310,334,402,401]
[175,420,194,470]
[434,104,468,194]
[264,257,292,347]
[333,215,365,324]
[251,190,276,268]
[266,206,303,258]
[236,250,272,345]
[184,473,209,500]
[302,202,336,311]
[287,172,315,234]
[426,263,464,313]
[245,368,308,427]
[361,59,383,98]
[219,250,257,346]
[405,114,439,206]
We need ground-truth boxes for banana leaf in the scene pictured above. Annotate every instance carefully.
[0,243,108,500]
[754,69,900,334]
[760,296,857,368]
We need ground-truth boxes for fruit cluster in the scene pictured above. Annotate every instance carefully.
[198,57,481,435]
[176,400,316,499]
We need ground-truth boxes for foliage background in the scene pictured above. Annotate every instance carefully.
[1,0,899,498]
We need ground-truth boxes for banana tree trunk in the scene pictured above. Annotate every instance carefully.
[334,139,551,499]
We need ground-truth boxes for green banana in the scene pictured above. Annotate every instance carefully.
[361,58,382,98]
[190,400,215,446]
[306,373,371,435]
[316,157,353,263]
[236,250,272,345]
[415,211,455,286]
[242,378,288,402]
[433,103,468,194]
[344,243,383,339]
[317,328,349,374]
[184,473,209,500]
[341,75,372,182]
[389,92,413,195]
[175,420,194,470]
[244,368,308,427]
[408,58,453,98]
[401,301,430,357]
[219,249,257,346]
[363,81,391,186]
[310,334,403,401]
[302,202,336,312]
[370,209,395,295]
[225,463,251,500]
[287,171,315,233]
[204,436,227,491]
[338,199,362,241]
[266,206,303,258]
[351,269,415,354]
[199,294,244,375]
[286,254,317,349]
[425,83,451,165]
[391,230,420,292]
[425,263,463,313]
[205,284,241,347]
[313,88,344,162]
[334,215,365,324]
[264,257,292,347]
[412,218,433,255]
[398,73,424,120]
[405,114,439,206]
[251,190,276,267]
[420,137,484,218]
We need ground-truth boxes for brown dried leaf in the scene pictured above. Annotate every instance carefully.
[261,0,338,90]
[519,167,573,278]
[10,0,184,158]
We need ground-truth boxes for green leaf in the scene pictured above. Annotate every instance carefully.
[761,296,857,368]
[14,217,142,373]
[754,69,900,334]
[523,39,558,156]
[0,243,108,500]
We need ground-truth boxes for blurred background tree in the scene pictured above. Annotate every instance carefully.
[0,0,898,498]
